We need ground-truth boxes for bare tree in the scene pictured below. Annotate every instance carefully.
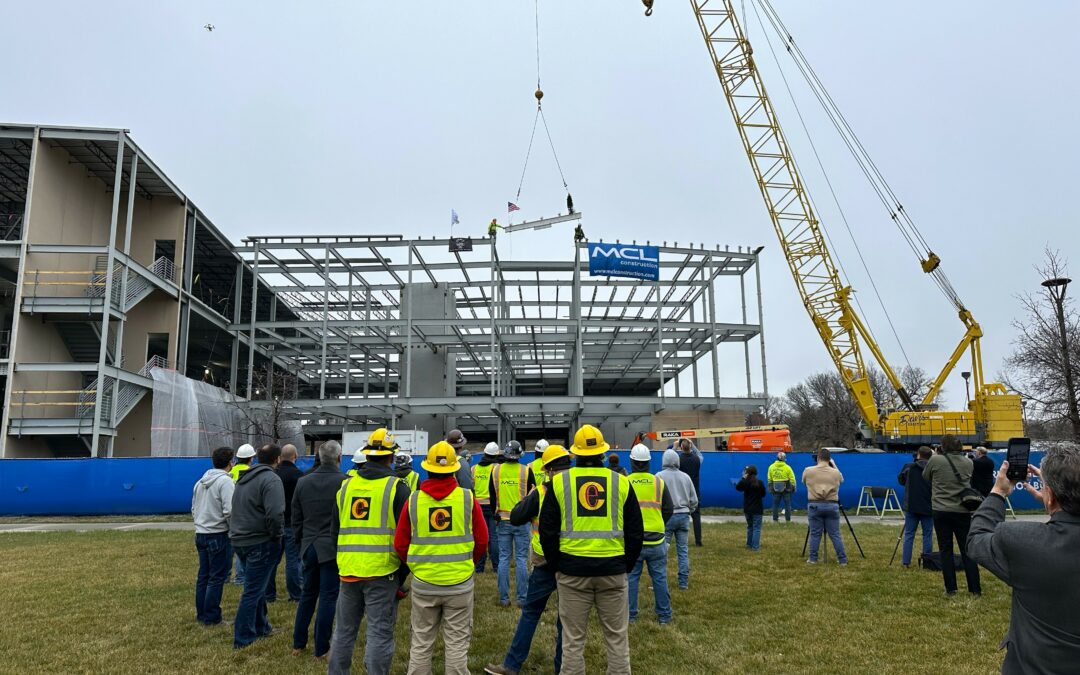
[1003,249,1080,442]
[222,364,304,448]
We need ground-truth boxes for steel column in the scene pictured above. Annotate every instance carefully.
[108,152,139,448]
[319,244,330,399]
[740,271,752,396]
[755,253,769,398]
[90,135,125,457]
[229,261,242,390]
[707,255,721,401]
[405,245,414,398]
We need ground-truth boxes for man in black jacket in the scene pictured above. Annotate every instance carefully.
[539,425,643,675]
[229,443,285,650]
[677,439,704,546]
[898,446,935,567]
[971,447,996,497]
[968,448,1080,674]
[268,443,303,602]
[291,440,345,658]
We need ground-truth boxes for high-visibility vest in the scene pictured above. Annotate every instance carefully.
[493,462,528,518]
[531,482,549,556]
[229,463,250,482]
[401,471,419,492]
[472,463,495,505]
[552,467,629,558]
[346,468,358,478]
[529,457,546,482]
[335,475,400,578]
[629,472,665,545]
[406,487,475,586]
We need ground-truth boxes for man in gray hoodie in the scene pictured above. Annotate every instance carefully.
[192,446,235,625]
[656,449,698,590]
[230,443,285,649]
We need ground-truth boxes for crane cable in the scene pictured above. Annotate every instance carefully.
[753,0,965,314]
[747,0,914,373]
[515,0,570,203]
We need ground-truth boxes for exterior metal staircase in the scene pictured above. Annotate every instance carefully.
[53,321,115,362]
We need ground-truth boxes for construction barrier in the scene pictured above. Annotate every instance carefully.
[0,451,1045,516]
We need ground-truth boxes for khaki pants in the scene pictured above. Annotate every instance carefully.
[406,588,474,675]
[557,573,631,675]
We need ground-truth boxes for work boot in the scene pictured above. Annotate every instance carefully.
[484,665,518,675]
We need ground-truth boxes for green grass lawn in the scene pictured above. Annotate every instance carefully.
[0,523,1010,674]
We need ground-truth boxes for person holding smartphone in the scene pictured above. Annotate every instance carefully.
[967,447,1080,673]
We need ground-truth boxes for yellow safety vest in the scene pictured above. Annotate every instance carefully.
[406,487,475,586]
[401,471,419,492]
[629,473,665,545]
[531,482,549,556]
[493,462,528,518]
[335,475,400,578]
[346,468,358,478]
[229,463,250,482]
[529,457,546,481]
[472,463,495,505]
[552,467,629,558]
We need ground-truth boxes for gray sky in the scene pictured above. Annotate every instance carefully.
[5,1,1079,407]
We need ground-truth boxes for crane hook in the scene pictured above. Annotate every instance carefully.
[642,0,654,17]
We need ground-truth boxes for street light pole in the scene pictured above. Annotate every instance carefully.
[961,371,971,408]
[1042,276,1080,441]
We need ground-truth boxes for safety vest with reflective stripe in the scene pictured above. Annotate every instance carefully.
[472,463,495,505]
[531,482,549,556]
[401,471,419,492]
[628,473,665,545]
[335,475,400,578]
[529,457,546,481]
[407,487,475,586]
[552,467,629,558]
[493,462,528,518]
[230,463,250,482]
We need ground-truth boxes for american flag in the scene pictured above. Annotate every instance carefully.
[507,201,520,213]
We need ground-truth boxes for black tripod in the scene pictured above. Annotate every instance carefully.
[801,504,866,559]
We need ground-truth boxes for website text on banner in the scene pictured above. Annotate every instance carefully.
[587,243,660,282]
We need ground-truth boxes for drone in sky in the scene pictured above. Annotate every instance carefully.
[204,23,215,32]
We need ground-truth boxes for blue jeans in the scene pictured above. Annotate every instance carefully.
[744,514,763,550]
[502,564,563,673]
[233,539,278,648]
[476,505,500,574]
[807,502,847,564]
[498,520,531,605]
[902,513,934,566]
[267,527,302,602]
[195,532,230,624]
[665,512,691,588]
[772,493,792,521]
[628,541,672,622]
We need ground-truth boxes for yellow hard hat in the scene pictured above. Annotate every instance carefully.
[421,441,461,474]
[572,424,609,456]
[541,444,571,468]
[363,427,399,456]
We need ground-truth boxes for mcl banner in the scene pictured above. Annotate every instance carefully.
[587,243,660,281]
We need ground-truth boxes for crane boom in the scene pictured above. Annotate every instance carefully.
[678,0,1023,447]
[687,0,908,428]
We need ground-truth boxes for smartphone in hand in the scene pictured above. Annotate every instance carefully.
[1006,437,1031,482]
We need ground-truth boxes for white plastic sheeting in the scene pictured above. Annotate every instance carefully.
[150,369,304,457]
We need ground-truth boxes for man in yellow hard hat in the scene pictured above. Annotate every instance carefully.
[394,442,488,675]
[484,444,570,675]
[538,425,643,675]
[327,428,410,675]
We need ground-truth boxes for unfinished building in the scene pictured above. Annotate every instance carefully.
[0,124,768,457]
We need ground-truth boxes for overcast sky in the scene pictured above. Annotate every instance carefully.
[5,1,1079,407]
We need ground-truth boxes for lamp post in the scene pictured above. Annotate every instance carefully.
[1041,276,1080,441]
[961,371,971,408]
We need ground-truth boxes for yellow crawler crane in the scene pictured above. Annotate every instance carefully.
[649,0,1023,448]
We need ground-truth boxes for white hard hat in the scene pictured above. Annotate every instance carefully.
[352,448,368,464]
[236,444,255,459]
[630,444,651,462]
[484,442,501,456]
[535,439,549,452]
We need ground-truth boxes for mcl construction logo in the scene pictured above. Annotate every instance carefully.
[587,243,660,281]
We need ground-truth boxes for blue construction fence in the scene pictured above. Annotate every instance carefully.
[0,451,1045,516]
